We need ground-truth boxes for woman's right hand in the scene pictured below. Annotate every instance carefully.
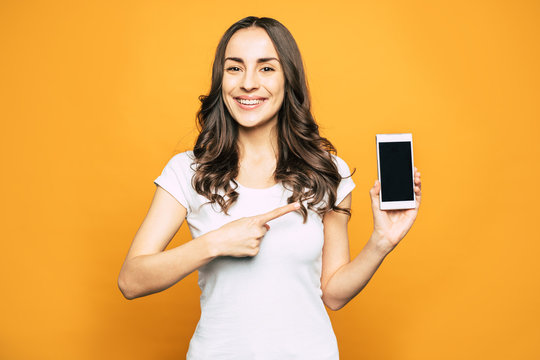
[211,201,301,258]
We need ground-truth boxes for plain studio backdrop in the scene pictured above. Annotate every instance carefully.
[1,1,539,359]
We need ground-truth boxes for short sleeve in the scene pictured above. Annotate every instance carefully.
[332,154,356,206]
[153,152,193,215]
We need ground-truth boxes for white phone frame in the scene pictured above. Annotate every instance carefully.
[376,133,416,210]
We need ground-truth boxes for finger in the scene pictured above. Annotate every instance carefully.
[263,223,270,231]
[414,169,421,188]
[415,187,422,205]
[257,201,301,224]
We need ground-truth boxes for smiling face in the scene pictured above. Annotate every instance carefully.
[222,27,285,129]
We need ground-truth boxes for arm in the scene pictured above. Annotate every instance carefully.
[321,169,422,311]
[321,228,390,311]
[117,186,219,300]
[118,232,220,300]
[118,186,300,300]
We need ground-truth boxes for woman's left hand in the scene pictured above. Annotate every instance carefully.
[369,167,422,255]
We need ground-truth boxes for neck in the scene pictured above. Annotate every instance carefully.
[237,117,279,162]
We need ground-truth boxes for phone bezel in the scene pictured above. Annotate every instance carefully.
[376,133,416,210]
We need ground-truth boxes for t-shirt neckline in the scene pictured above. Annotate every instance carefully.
[233,180,282,193]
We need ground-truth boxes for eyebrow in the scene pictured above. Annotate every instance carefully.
[224,57,280,64]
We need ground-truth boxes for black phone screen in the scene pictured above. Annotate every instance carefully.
[379,141,414,201]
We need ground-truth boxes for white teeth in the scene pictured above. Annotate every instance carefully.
[237,98,264,105]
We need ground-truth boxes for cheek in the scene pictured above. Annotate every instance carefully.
[270,79,285,101]
[221,81,234,113]
[221,75,235,94]
[275,82,285,104]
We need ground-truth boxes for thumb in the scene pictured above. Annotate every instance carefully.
[370,180,380,208]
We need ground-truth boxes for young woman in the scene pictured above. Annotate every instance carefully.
[118,16,422,359]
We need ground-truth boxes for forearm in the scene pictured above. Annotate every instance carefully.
[119,230,219,300]
[322,232,391,311]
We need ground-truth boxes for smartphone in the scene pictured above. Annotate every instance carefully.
[376,133,416,210]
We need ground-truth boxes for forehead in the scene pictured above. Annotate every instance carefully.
[225,27,279,60]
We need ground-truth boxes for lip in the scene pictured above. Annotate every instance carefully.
[235,95,267,100]
[234,97,267,110]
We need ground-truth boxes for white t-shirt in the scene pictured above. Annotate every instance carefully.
[154,150,356,360]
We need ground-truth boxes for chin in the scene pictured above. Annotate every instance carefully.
[229,112,274,128]
[235,118,268,128]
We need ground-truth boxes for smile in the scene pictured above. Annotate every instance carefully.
[234,97,267,110]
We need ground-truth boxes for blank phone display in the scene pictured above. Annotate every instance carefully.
[379,141,414,201]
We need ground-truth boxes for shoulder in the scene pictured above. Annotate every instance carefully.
[166,150,196,171]
[169,149,195,162]
[329,153,345,165]
[329,153,353,177]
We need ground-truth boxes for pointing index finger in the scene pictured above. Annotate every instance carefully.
[257,201,301,224]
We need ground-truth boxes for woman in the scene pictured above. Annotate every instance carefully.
[118,16,422,359]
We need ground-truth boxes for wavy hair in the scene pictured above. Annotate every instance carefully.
[191,16,355,223]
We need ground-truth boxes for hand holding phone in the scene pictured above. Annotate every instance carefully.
[369,133,422,254]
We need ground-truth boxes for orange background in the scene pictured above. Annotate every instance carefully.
[1,1,539,359]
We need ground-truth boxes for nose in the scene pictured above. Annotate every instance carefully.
[240,68,260,92]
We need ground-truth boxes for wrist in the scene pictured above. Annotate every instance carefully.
[368,231,395,257]
[201,230,223,259]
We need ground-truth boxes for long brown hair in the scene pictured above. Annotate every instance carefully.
[191,16,355,223]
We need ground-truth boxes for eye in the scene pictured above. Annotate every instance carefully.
[261,67,275,72]
[226,66,241,72]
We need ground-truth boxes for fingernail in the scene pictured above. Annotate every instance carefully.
[294,201,301,209]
